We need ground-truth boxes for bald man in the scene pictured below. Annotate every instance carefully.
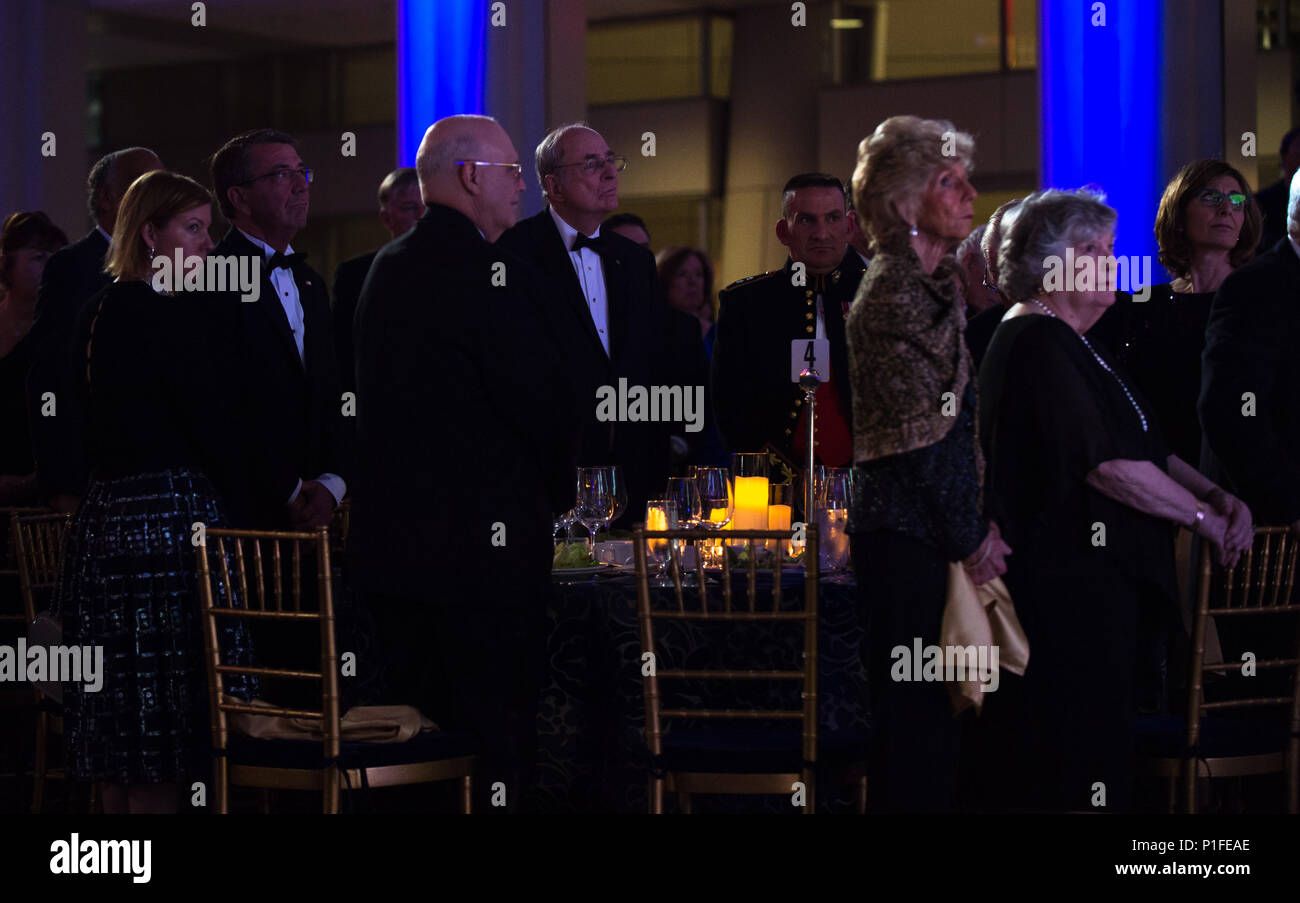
[28,146,162,509]
[350,115,576,811]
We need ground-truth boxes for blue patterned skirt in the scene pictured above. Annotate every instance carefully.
[51,468,256,785]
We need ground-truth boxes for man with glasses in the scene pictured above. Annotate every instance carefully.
[352,115,576,811]
[210,128,348,531]
[498,122,671,526]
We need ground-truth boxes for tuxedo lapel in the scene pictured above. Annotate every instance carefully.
[538,213,607,358]
[223,229,303,370]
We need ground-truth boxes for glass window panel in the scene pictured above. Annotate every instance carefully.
[588,18,702,104]
[342,48,396,125]
[870,0,1001,80]
[710,16,733,99]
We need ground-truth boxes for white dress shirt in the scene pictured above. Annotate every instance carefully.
[550,206,611,356]
[236,228,345,507]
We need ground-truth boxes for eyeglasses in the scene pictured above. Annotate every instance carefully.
[551,154,628,176]
[455,161,524,179]
[236,167,312,187]
[1194,188,1247,211]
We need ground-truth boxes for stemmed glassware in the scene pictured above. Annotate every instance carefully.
[552,508,577,547]
[575,467,615,555]
[608,465,628,531]
[644,499,679,587]
[694,467,733,569]
[665,476,703,584]
[816,467,853,573]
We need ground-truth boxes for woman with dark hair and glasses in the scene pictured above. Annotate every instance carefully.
[1091,160,1261,467]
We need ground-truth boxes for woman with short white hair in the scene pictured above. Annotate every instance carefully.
[977,188,1252,811]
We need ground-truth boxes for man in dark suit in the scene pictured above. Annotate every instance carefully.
[331,167,422,392]
[1201,168,1300,534]
[209,128,348,530]
[351,114,575,811]
[712,173,865,473]
[26,146,162,511]
[1254,127,1300,252]
[498,123,671,524]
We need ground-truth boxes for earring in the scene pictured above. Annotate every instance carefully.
[148,247,155,260]
[909,224,919,237]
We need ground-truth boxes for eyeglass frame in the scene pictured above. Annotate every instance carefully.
[549,153,629,176]
[1193,188,1247,211]
[455,160,524,179]
[235,166,313,187]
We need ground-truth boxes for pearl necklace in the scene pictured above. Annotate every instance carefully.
[1030,298,1148,433]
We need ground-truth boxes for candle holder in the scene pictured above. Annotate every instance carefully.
[729,453,770,548]
[644,499,679,587]
[768,483,793,554]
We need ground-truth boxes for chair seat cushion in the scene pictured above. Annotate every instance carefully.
[1135,713,1289,760]
[657,726,868,774]
[226,728,477,771]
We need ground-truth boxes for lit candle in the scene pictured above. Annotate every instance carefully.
[767,503,791,553]
[731,476,769,546]
[645,503,670,558]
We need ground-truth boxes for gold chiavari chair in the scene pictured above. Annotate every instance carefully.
[1139,527,1300,813]
[635,522,866,814]
[195,525,475,814]
[8,510,72,813]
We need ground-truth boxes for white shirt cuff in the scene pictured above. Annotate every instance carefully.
[316,473,346,506]
[286,477,303,506]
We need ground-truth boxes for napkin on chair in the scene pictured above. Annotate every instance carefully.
[224,696,438,743]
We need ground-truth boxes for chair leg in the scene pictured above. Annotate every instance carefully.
[215,756,229,815]
[677,791,692,814]
[259,789,272,814]
[31,710,47,814]
[856,775,867,815]
[461,775,472,814]
[648,777,663,815]
[1165,775,1176,814]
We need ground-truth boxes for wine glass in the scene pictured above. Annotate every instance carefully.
[816,467,853,573]
[575,467,615,555]
[695,467,733,569]
[552,507,577,548]
[665,477,703,583]
[608,465,628,529]
[644,499,679,587]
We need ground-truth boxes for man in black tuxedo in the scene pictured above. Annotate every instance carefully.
[351,115,575,811]
[497,123,671,525]
[1201,169,1300,534]
[711,173,865,473]
[209,128,348,530]
[331,167,422,392]
[26,147,162,511]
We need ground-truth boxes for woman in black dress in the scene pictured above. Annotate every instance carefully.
[1089,160,1262,464]
[978,189,1254,811]
[50,171,273,813]
[0,211,67,503]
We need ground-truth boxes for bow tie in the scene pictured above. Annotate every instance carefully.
[572,233,608,256]
[267,250,306,271]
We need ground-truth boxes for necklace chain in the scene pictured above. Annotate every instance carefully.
[1030,298,1149,433]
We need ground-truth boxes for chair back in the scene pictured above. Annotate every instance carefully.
[8,511,68,623]
[1187,527,1300,812]
[193,526,341,812]
[633,524,821,776]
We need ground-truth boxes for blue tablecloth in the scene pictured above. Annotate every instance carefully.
[528,571,868,813]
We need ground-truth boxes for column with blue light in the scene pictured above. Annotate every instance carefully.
[1040,0,1165,285]
[396,0,489,167]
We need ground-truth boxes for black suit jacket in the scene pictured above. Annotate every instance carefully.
[497,209,670,522]
[1200,238,1300,524]
[211,228,351,526]
[711,251,866,465]
[1254,179,1290,252]
[26,228,112,497]
[349,204,577,601]
[331,250,377,393]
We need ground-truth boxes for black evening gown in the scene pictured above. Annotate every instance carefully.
[977,314,1179,812]
[1088,284,1214,466]
[50,280,257,785]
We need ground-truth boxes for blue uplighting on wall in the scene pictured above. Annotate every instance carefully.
[1040,0,1166,286]
[396,0,488,167]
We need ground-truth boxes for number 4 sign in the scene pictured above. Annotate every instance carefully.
[791,338,830,383]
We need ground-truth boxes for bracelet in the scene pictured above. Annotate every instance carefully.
[966,535,993,569]
[1190,502,1206,533]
